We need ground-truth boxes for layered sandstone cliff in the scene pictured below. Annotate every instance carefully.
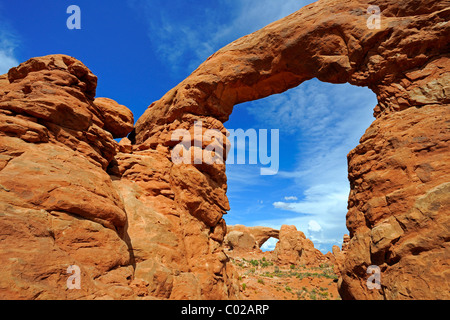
[0,0,449,300]
[0,55,136,299]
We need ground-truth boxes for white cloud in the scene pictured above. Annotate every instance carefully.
[273,184,349,216]
[273,201,296,211]
[261,237,279,251]
[308,220,322,233]
[0,24,19,75]
[246,79,375,139]
[129,0,315,74]
[127,1,377,254]
[226,164,262,187]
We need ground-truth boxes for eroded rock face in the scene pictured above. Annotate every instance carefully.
[111,149,239,300]
[273,226,329,267]
[0,54,240,300]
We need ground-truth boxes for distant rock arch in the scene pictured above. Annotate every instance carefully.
[225,225,280,251]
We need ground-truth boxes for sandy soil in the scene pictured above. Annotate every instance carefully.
[228,250,341,300]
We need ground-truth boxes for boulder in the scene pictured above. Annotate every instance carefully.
[225,225,280,252]
[273,225,328,267]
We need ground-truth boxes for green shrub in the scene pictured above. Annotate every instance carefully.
[249,259,259,267]
[261,260,272,268]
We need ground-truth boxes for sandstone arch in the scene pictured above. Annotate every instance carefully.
[133,0,450,300]
[225,225,280,252]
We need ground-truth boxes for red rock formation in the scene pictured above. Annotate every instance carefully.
[131,0,449,300]
[224,225,331,267]
[342,104,450,300]
[1,0,449,300]
[93,98,134,139]
[342,234,350,252]
[111,148,239,300]
[273,225,329,267]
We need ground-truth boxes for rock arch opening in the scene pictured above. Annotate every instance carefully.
[223,78,377,254]
[260,237,279,252]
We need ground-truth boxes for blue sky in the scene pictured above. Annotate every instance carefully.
[0,0,377,253]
